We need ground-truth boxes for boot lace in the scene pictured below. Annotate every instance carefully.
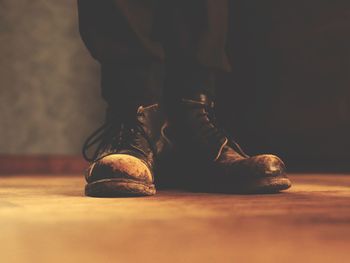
[204,104,249,158]
[82,111,154,162]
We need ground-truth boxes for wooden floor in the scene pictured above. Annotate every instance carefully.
[0,174,349,263]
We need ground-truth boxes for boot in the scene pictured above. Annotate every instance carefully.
[82,104,167,197]
[164,93,292,193]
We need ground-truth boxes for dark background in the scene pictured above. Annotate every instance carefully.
[0,1,349,171]
[218,0,350,171]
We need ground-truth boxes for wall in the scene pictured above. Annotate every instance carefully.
[0,0,104,154]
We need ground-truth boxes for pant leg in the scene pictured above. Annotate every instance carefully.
[77,0,165,114]
[161,0,231,101]
[77,0,165,63]
[77,0,231,111]
[160,0,231,71]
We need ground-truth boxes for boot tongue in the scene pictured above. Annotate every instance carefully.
[177,93,228,161]
[136,104,166,147]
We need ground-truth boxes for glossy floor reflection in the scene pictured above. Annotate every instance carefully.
[0,174,349,263]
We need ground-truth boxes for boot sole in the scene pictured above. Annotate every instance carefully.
[243,176,292,194]
[85,178,156,197]
[204,176,292,194]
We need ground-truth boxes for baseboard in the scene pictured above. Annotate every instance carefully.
[0,155,87,175]
[1,155,349,175]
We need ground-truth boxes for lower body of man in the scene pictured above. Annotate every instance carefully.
[78,0,292,197]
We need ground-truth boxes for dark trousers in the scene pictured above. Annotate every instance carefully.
[77,0,231,114]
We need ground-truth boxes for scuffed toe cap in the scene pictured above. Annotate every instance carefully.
[247,154,286,178]
[86,154,153,183]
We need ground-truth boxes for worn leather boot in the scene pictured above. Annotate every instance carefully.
[82,104,167,197]
[164,93,292,194]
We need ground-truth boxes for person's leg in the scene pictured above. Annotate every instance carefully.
[162,0,291,193]
[159,0,230,101]
[78,0,167,197]
[78,0,164,112]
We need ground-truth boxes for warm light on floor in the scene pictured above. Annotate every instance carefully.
[0,174,349,263]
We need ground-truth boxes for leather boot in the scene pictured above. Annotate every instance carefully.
[164,93,292,194]
[82,104,167,197]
